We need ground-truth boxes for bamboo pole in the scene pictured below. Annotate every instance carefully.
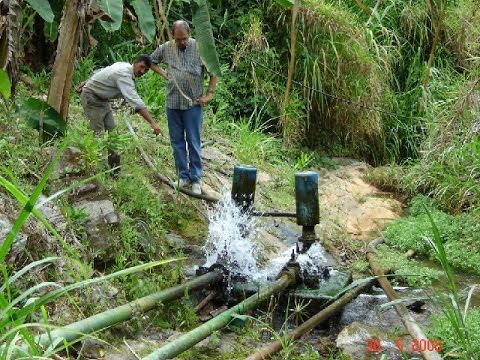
[246,280,373,360]
[32,270,223,351]
[366,238,442,360]
[142,267,299,360]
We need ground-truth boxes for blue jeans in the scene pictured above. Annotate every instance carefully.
[167,106,203,184]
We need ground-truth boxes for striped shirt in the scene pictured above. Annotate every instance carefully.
[83,62,146,110]
[151,38,205,110]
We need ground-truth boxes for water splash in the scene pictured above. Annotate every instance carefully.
[203,191,330,287]
[203,191,260,279]
[257,241,329,282]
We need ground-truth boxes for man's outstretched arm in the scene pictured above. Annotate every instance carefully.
[137,108,162,136]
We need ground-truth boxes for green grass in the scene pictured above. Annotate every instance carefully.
[383,196,480,274]
[423,207,478,359]
[430,308,480,358]
[374,244,442,287]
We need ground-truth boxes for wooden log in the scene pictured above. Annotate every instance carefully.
[366,238,442,360]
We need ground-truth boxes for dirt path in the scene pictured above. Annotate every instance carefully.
[316,158,402,241]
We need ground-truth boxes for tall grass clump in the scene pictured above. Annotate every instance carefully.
[443,0,480,71]
[222,12,291,128]
[274,0,393,163]
[402,71,480,213]
[423,207,478,359]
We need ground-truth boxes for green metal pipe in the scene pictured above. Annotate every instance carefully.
[35,270,223,349]
[142,267,298,360]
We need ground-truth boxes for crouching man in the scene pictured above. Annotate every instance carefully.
[76,55,162,173]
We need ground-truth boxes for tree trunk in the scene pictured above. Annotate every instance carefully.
[0,0,22,95]
[47,0,85,119]
[282,0,299,147]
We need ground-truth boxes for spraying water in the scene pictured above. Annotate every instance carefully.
[203,191,261,279]
[203,191,330,287]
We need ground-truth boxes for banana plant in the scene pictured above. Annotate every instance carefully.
[47,0,156,119]
[12,0,220,119]
[275,0,294,7]
[24,0,54,22]
[190,0,222,78]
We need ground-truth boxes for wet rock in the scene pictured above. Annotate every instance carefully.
[0,212,28,261]
[339,293,403,329]
[38,195,68,232]
[336,322,420,360]
[44,146,84,180]
[338,289,432,331]
[254,228,289,266]
[73,199,118,225]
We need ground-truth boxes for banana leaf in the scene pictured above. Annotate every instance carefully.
[275,0,295,7]
[130,0,155,43]
[192,0,222,78]
[18,98,67,139]
[25,0,54,22]
[97,0,123,31]
[0,69,10,100]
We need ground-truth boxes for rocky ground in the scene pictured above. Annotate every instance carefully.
[1,142,427,360]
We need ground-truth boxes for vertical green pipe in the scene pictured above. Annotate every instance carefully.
[231,164,257,213]
[295,171,319,249]
[142,268,298,360]
[294,171,319,227]
[33,270,223,350]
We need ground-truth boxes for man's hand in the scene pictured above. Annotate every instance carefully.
[151,64,168,80]
[197,94,213,107]
[75,81,86,93]
[152,124,162,136]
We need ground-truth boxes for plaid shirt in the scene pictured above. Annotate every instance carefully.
[151,38,205,110]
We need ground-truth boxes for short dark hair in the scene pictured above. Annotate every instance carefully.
[172,20,190,35]
[135,55,152,68]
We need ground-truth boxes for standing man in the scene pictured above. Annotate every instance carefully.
[150,20,217,195]
[76,55,162,173]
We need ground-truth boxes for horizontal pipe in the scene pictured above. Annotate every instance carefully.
[33,270,223,351]
[143,267,298,360]
[251,211,297,218]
